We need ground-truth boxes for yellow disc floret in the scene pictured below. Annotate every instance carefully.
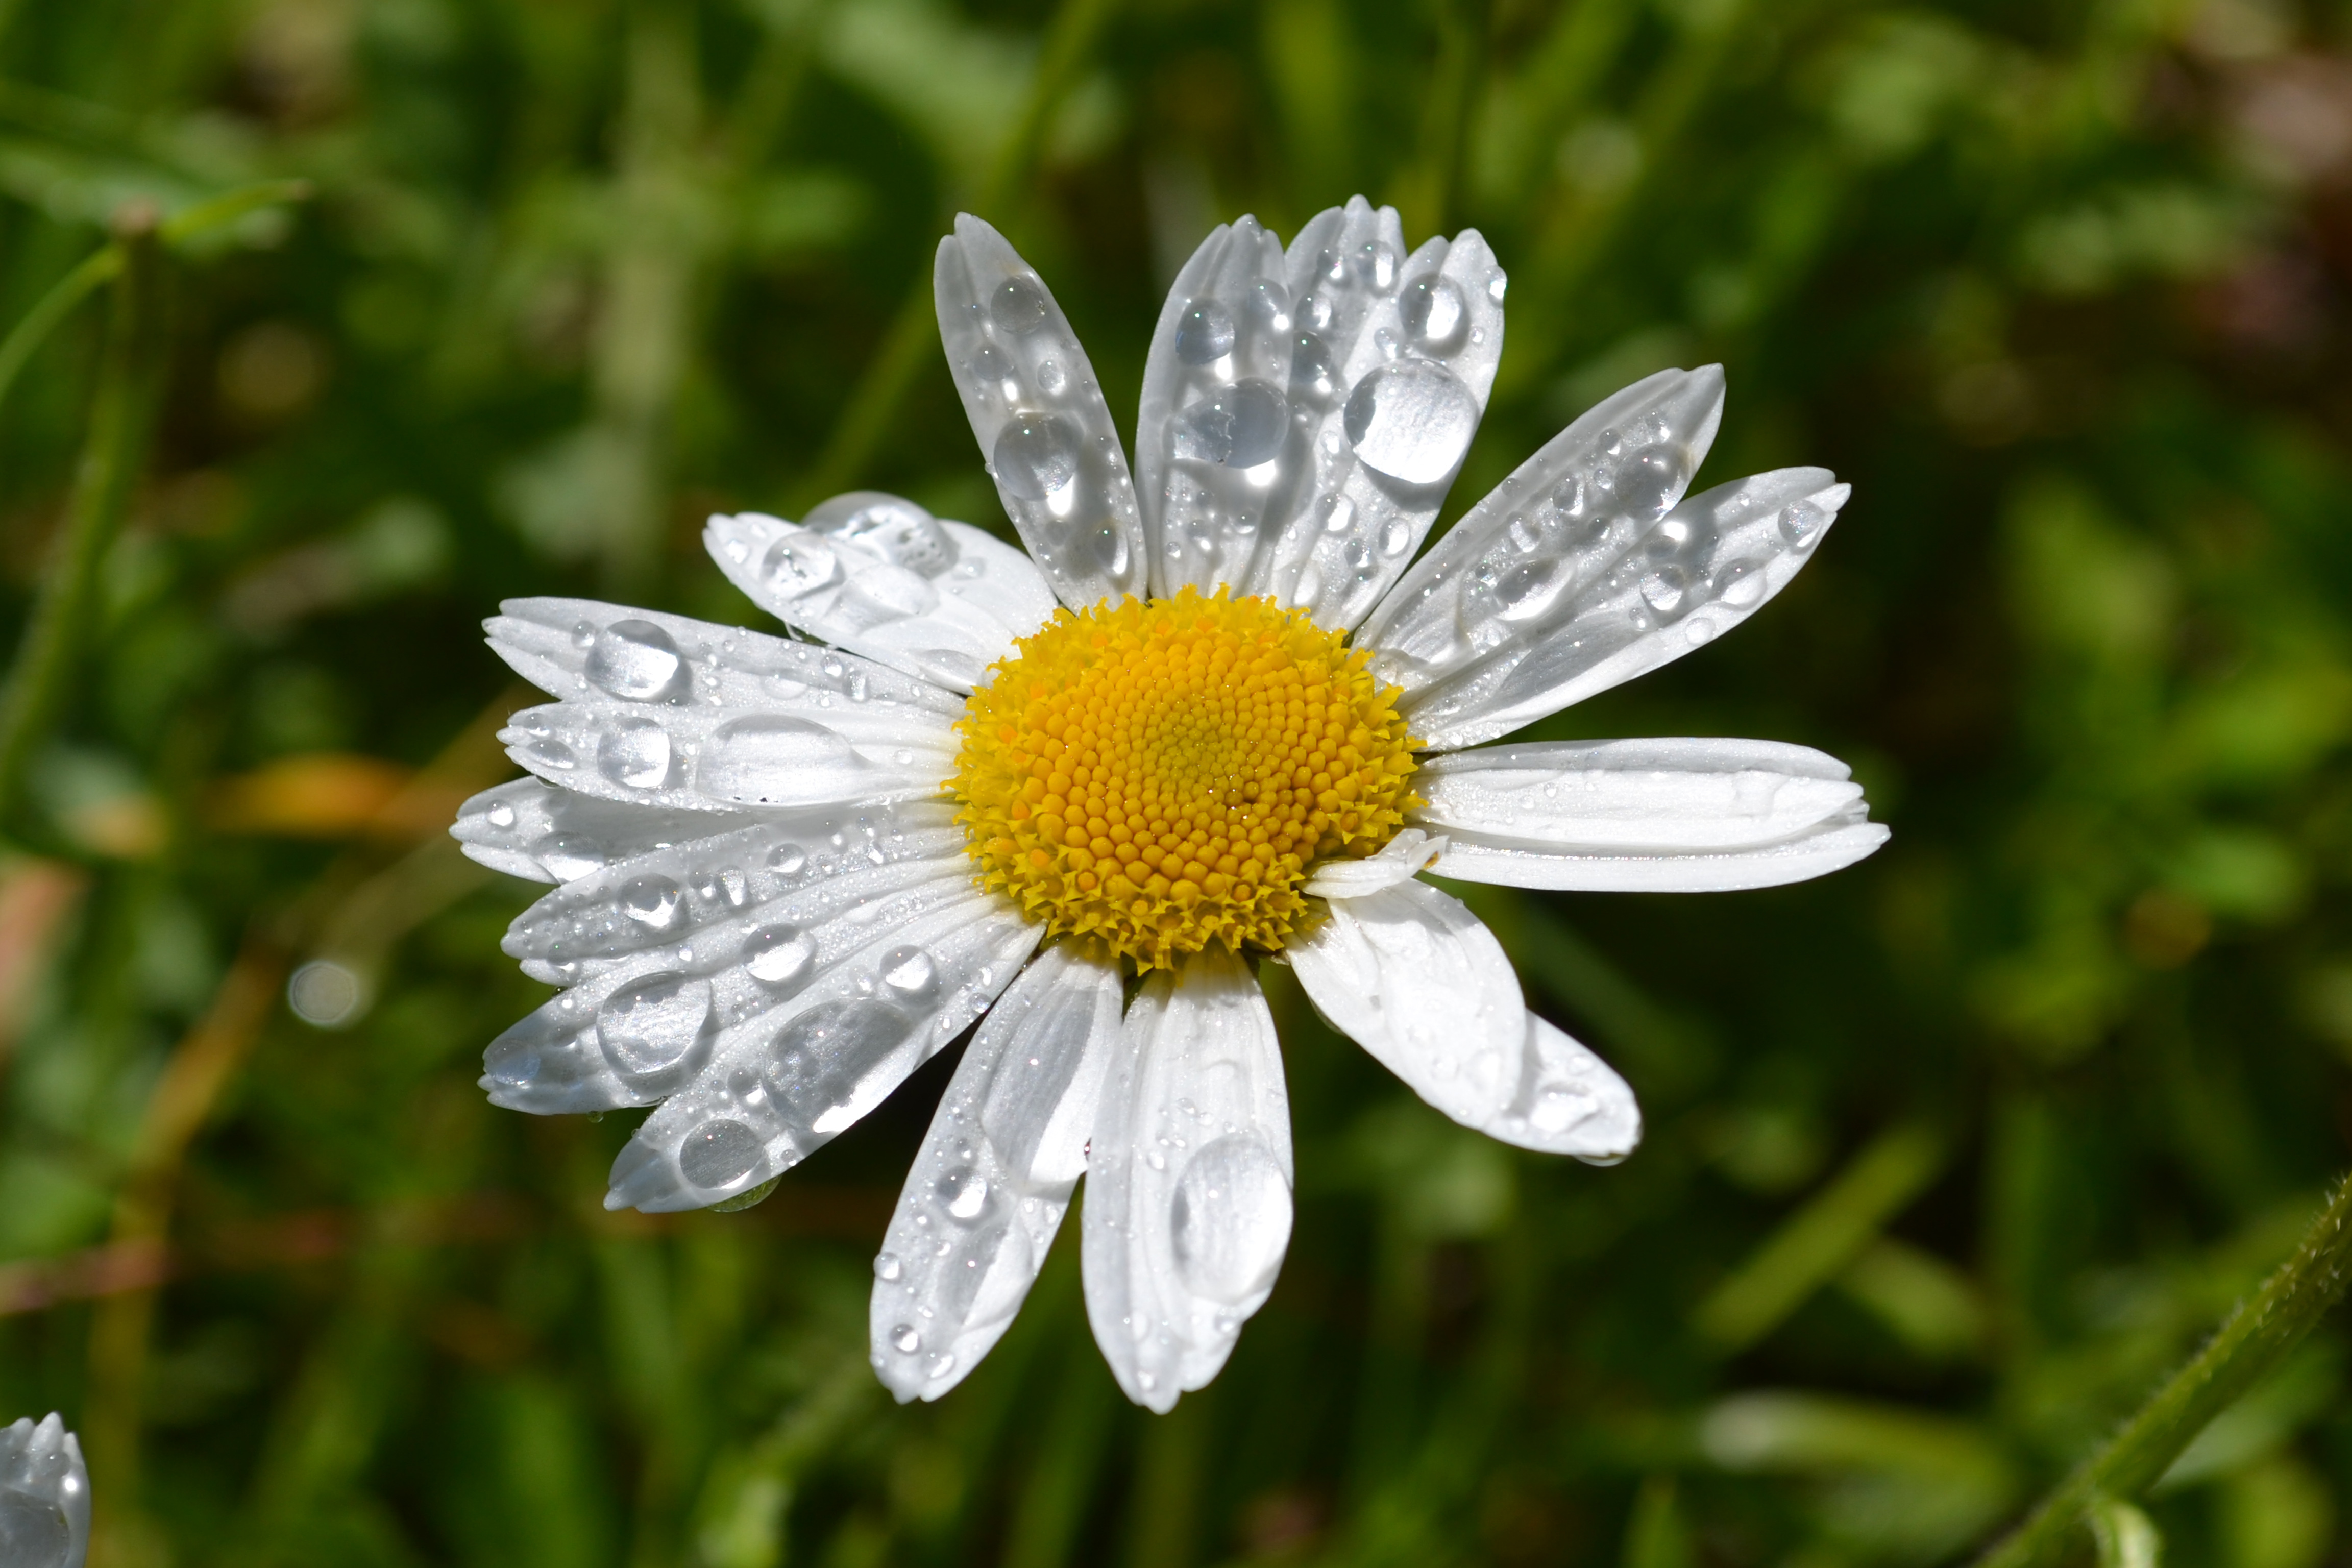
[951,587,1419,971]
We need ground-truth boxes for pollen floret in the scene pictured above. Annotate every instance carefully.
[952,587,1419,969]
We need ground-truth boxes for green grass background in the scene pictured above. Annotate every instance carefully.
[1,0,2349,1562]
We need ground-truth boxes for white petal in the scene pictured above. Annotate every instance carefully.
[0,1412,89,1568]
[934,215,1147,608]
[1300,828,1447,898]
[499,697,948,814]
[453,777,769,885]
[488,596,967,718]
[480,804,971,1114]
[1413,739,1866,851]
[1287,879,1528,1135]
[604,894,1042,1212]
[1496,1013,1642,1163]
[870,945,1123,1402]
[1136,215,1294,598]
[1247,207,1506,631]
[1429,812,1890,892]
[1083,945,1292,1412]
[701,497,1055,691]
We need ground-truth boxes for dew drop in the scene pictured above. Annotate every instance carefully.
[761,535,839,599]
[1401,274,1468,354]
[743,924,817,992]
[1169,1136,1292,1304]
[1288,331,1339,408]
[993,412,1082,502]
[874,1251,904,1281]
[1173,298,1236,364]
[698,716,867,805]
[991,276,1051,335]
[936,1166,991,1223]
[1172,380,1288,468]
[1342,361,1479,485]
[892,1324,921,1354]
[620,876,682,928]
[598,972,715,1078]
[586,619,686,701]
[597,717,673,790]
[1778,498,1829,548]
[803,492,960,577]
[879,944,940,1001]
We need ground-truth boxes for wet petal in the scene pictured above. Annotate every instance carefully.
[1082,945,1292,1412]
[703,496,1055,691]
[1287,878,1528,1135]
[0,1412,88,1568]
[870,945,1123,1402]
[478,805,967,1114]
[453,777,767,885]
[1300,827,1447,898]
[1428,810,1889,892]
[1249,204,1506,631]
[1136,215,1294,598]
[602,899,1042,1212]
[935,214,1147,608]
[1412,739,1868,851]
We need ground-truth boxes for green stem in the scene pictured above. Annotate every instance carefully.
[0,210,168,830]
[792,0,1121,506]
[1974,1172,2352,1568]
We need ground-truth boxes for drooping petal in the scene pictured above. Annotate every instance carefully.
[1083,945,1293,1412]
[1250,205,1506,631]
[0,1412,88,1568]
[1299,827,1446,899]
[870,945,1123,1402]
[452,777,768,885]
[1136,215,1294,599]
[1427,811,1889,892]
[1287,877,1528,1133]
[702,494,1056,691]
[478,804,972,1114]
[1413,738,1868,851]
[603,900,1042,1212]
[935,214,1147,609]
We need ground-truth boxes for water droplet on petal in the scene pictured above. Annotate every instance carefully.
[1174,298,1236,364]
[698,716,867,805]
[892,1323,921,1354]
[1779,498,1829,548]
[1342,361,1479,485]
[879,944,939,1001]
[679,1120,760,1190]
[936,1166,990,1223]
[1401,274,1468,354]
[803,492,960,577]
[586,619,687,701]
[994,412,1082,502]
[1172,380,1288,468]
[620,876,682,928]
[599,972,715,1078]
[597,717,673,790]
[743,924,817,991]
[1288,332,1338,408]
[1169,1136,1292,1304]
[874,1251,903,1281]
[762,535,839,599]
[991,276,1050,335]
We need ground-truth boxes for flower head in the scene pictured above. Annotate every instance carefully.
[454,197,1885,1410]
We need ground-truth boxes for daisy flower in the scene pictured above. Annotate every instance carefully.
[0,1412,90,1567]
[453,197,1885,1411]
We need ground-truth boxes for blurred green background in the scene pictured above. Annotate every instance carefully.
[1,0,2349,1562]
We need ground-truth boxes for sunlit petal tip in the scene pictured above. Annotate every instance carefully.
[870,946,1123,1402]
[0,1412,89,1568]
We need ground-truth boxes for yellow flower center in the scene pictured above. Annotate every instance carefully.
[950,588,1420,971]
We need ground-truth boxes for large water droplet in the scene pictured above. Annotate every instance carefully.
[743,924,817,991]
[1171,380,1288,468]
[1169,1135,1292,1304]
[836,565,941,629]
[1173,298,1236,364]
[936,1166,991,1224]
[586,619,686,702]
[1402,274,1468,354]
[991,276,1051,335]
[1779,497,1829,548]
[803,492,960,577]
[1618,446,1686,522]
[994,413,1082,503]
[679,1118,763,1188]
[620,875,682,928]
[1488,558,1572,623]
[766,999,914,1128]
[879,944,939,1001]
[762,535,839,599]
[597,717,673,790]
[598,972,715,1079]
[697,716,867,805]
[0,1490,71,1568]
[1342,361,1480,485]
[1352,241,1398,292]
[534,835,604,881]
[891,1323,921,1354]
[1245,280,1290,332]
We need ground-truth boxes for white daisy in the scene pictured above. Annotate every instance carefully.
[0,1412,90,1567]
[453,197,1885,1412]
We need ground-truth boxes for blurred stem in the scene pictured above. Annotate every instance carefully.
[1693,1121,1946,1354]
[794,0,1122,507]
[1974,1172,2352,1568]
[0,209,165,838]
